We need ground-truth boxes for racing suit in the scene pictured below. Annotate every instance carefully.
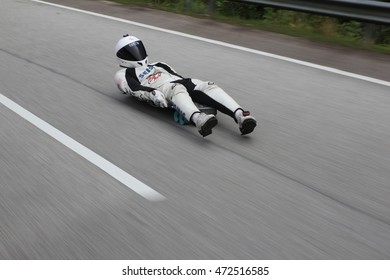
[114,62,243,122]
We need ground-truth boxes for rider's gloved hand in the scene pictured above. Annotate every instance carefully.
[149,90,168,108]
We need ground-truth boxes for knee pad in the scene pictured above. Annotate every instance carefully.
[194,81,218,92]
[170,83,188,98]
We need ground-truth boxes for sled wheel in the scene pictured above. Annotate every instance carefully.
[173,111,180,123]
[174,111,188,125]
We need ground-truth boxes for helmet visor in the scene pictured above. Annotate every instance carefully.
[117,41,147,61]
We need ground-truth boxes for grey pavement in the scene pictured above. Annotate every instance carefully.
[0,0,390,259]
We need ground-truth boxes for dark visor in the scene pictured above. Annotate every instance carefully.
[117,41,147,61]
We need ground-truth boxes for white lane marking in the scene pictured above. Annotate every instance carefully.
[0,94,165,201]
[31,0,390,87]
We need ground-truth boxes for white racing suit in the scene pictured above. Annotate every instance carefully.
[114,62,243,123]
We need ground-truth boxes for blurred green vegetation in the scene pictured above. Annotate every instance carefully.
[112,0,390,54]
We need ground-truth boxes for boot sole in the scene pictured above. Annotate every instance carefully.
[199,117,218,137]
[240,119,257,135]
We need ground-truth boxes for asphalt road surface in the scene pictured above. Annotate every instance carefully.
[1,0,390,259]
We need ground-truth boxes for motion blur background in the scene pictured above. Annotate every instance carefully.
[0,0,389,259]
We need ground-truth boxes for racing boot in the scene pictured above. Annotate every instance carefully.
[236,110,257,135]
[193,112,218,137]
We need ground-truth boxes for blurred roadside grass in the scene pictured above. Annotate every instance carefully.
[111,0,390,54]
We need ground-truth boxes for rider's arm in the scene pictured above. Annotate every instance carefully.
[124,68,156,101]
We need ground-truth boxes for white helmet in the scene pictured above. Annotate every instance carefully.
[115,35,148,68]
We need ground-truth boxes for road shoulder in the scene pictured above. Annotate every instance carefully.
[42,0,389,81]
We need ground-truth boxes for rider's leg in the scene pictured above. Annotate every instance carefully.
[188,79,257,135]
[161,83,217,137]
[189,79,241,119]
